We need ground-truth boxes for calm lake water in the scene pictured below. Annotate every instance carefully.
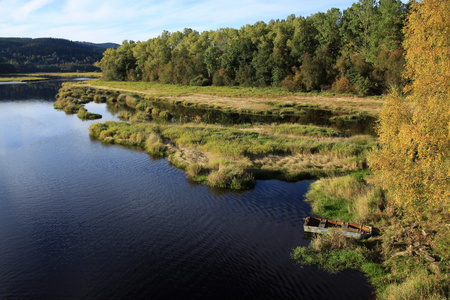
[0,80,373,299]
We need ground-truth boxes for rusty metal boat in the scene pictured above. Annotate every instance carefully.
[303,217,372,239]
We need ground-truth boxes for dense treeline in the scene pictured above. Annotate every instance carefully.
[0,38,118,73]
[97,0,408,96]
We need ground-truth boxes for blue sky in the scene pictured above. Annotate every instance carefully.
[2,0,397,44]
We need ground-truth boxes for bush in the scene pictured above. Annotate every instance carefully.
[125,95,139,108]
[332,76,355,94]
[77,108,102,120]
[93,94,106,103]
[189,75,211,86]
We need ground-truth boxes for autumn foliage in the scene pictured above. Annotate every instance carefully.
[369,0,450,218]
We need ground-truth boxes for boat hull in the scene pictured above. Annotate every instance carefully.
[303,217,372,239]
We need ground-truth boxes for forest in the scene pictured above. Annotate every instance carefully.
[97,0,408,96]
[0,38,118,73]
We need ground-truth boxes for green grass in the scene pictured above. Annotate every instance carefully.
[267,124,344,137]
[24,72,102,78]
[0,72,102,82]
[55,83,377,189]
[0,76,48,82]
[89,79,384,99]
[89,79,303,97]
[294,172,450,299]
[87,121,375,189]
[78,80,383,116]
[77,108,102,120]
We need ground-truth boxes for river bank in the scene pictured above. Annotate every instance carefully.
[53,80,449,298]
[0,72,102,83]
[81,79,384,116]
[55,81,377,189]
[292,173,450,299]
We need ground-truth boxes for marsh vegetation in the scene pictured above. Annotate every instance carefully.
[56,83,376,189]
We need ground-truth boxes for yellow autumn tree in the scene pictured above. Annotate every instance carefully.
[369,0,450,218]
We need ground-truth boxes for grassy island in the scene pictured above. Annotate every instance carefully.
[55,82,376,189]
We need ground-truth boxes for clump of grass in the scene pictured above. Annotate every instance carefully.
[130,111,152,124]
[305,173,386,223]
[145,132,165,155]
[93,94,106,103]
[206,160,255,189]
[268,124,344,137]
[380,269,448,300]
[125,95,139,108]
[292,230,386,286]
[186,163,204,178]
[118,111,132,121]
[77,108,102,120]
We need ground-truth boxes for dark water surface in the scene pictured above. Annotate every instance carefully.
[0,81,373,299]
[148,100,377,136]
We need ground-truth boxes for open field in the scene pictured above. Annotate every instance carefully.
[80,80,384,115]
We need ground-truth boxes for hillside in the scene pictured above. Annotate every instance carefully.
[0,37,119,73]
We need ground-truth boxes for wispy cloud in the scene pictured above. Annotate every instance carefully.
[0,0,406,43]
[12,0,54,21]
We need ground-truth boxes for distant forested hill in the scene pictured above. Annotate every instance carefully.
[0,38,119,73]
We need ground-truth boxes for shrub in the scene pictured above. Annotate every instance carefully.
[332,76,355,94]
[125,95,139,108]
[189,75,211,86]
[93,94,106,103]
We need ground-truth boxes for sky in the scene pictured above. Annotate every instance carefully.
[2,0,396,44]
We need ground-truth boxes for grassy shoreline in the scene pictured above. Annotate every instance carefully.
[53,80,449,298]
[0,76,48,82]
[292,173,450,299]
[55,81,377,189]
[0,72,102,83]
[79,79,384,116]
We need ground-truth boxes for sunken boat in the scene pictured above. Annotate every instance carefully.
[303,217,372,239]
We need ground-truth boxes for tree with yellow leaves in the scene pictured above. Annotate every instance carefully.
[369,0,450,218]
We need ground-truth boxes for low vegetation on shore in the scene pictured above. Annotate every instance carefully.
[81,79,383,115]
[53,3,450,297]
[0,72,102,83]
[294,1,450,299]
[0,76,48,82]
[293,173,449,299]
[55,83,376,189]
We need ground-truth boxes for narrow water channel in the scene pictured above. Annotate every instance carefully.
[0,80,373,299]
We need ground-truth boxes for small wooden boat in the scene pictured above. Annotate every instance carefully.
[303,216,372,239]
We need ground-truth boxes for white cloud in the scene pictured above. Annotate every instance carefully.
[2,0,402,43]
[12,0,54,21]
